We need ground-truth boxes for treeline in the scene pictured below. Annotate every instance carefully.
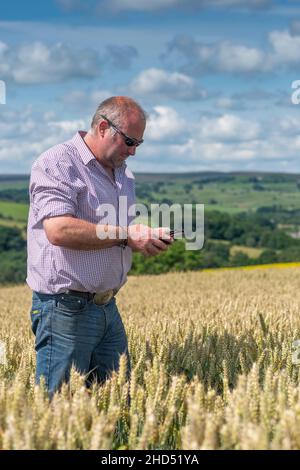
[130,239,300,275]
[1,209,300,284]
[130,210,300,275]
[205,210,300,250]
[0,226,26,283]
[257,206,300,225]
[0,188,29,204]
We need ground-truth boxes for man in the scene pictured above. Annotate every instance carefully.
[27,96,173,397]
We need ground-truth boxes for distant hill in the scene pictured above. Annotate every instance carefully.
[0,171,300,183]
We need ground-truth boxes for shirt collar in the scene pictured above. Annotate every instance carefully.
[71,131,96,166]
[71,130,127,182]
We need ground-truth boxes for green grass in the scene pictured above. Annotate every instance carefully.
[0,201,29,221]
[230,245,263,259]
[0,218,26,229]
[0,182,29,190]
[150,181,300,213]
[1,172,300,221]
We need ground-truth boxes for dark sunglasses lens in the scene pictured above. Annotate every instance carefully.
[125,137,141,147]
[125,138,135,147]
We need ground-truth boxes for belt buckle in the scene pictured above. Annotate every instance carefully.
[93,289,114,306]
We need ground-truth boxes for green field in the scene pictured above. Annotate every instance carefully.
[1,171,300,222]
[148,181,300,213]
[0,181,29,190]
[133,172,300,214]
[0,201,29,221]
[0,175,29,190]
[230,244,263,259]
[0,218,26,229]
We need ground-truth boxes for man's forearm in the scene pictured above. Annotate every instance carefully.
[43,216,127,250]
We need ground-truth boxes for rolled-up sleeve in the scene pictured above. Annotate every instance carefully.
[30,154,83,224]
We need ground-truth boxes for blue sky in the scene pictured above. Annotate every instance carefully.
[1,0,300,173]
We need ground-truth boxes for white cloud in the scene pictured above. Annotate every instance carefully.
[289,19,300,36]
[202,0,269,6]
[127,68,206,100]
[0,108,90,171]
[0,108,36,137]
[277,115,300,135]
[0,41,101,84]
[63,89,113,110]
[268,30,300,65]
[48,119,87,133]
[164,28,300,76]
[134,110,300,172]
[145,106,185,141]
[103,44,138,69]
[197,114,261,141]
[104,0,184,11]
[165,35,266,75]
[140,134,298,172]
[2,104,300,174]
[215,88,290,111]
[0,137,61,166]
[56,0,271,13]
[214,97,245,110]
[0,41,8,56]
[215,42,265,73]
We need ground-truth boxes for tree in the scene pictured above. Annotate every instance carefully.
[230,251,251,267]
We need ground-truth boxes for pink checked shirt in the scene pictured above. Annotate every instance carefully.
[26,131,136,294]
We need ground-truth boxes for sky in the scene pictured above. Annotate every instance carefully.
[1,0,300,174]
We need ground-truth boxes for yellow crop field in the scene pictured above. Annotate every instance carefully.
[1,267,300,450]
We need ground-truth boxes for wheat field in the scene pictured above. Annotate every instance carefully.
[0,267,300,450]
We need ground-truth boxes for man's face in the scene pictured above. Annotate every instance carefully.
[102,113,145,169]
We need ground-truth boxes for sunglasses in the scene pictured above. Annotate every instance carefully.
[100,114,144,147]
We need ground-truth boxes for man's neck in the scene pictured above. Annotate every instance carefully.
[83,132,99,160]
[83,132,115,181]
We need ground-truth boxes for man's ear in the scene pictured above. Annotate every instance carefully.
[98,120,108,138]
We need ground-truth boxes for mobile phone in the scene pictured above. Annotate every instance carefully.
[160,229,185,244]
[170,229,185,238]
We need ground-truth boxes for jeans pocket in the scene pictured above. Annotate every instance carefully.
[30,295,43,335]
[30,298,52,337]
[31,309,42,336]
[55,295,87,315]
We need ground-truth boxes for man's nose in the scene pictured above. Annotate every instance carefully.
[128,145,137,156]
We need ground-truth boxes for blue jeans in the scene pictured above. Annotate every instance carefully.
[30,291,131,397]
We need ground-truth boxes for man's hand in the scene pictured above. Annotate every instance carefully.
[43,217,174,255]
[127,224,174,257]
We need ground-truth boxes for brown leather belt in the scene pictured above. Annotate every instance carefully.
[64,288,119,305]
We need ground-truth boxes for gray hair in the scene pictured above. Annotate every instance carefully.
[90,96,147,135]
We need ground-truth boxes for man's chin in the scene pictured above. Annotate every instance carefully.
[116,158,127,167]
